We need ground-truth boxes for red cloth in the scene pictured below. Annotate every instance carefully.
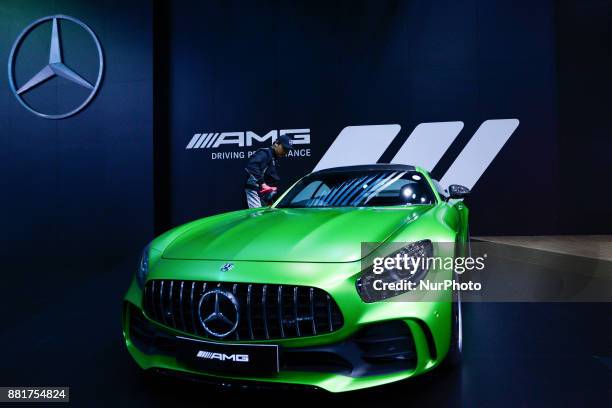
[259,183,277,194]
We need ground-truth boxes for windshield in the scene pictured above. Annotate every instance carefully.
[276,170,436,208]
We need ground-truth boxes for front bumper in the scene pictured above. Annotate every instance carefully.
[122,259,452,392]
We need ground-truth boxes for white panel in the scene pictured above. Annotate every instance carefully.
[313,124,401,171]
[390,121,464,170]
[440,119,520,189]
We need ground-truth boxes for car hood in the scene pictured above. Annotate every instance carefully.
[162,206,432,263]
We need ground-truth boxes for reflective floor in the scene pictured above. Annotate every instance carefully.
[477,235,612,262]
[1,246,611,407]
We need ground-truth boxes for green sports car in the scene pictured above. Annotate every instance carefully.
[122,164,470,392]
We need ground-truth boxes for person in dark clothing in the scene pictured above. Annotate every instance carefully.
[244,134,293,208]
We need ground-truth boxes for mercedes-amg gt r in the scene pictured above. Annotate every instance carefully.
[122,164,470,392]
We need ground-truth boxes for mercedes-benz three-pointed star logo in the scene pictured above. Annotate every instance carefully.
[7,15,104,119]
[220,263,234,272]
[197,288,240,337]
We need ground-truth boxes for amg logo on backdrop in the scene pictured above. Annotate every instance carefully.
[314,119,520,190]
[186,129,311,160]
[196,350,250,362]
[183,119,520,189]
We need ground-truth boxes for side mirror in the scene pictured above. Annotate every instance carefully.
[448,184,470,199]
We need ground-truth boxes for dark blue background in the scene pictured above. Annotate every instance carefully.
[165,0,610,236]
[0,0,610,265]
[0,0,153,261]
[0,0,153,320]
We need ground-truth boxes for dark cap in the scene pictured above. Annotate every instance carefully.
[276,134,294,150]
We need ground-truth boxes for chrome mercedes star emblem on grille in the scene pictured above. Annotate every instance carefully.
[220,263,234,272]
[197,288,239,337]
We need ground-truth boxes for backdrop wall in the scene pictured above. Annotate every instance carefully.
[555,0,612,234]
[0,0,154,260]
[163,0,564,235]
[1,0,610,263]
[161,0,610,236]
[161,0,612,234]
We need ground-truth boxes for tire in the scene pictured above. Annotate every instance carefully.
[446,236,466,367]
[446,286,463,367]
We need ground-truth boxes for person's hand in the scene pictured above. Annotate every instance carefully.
[259,183,277,194]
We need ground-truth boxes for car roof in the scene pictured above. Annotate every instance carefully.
[311,163,418,175]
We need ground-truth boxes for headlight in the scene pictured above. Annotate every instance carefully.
[136,244,150,289]
[356,239,433,303]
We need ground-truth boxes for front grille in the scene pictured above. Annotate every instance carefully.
[142,280,344,341]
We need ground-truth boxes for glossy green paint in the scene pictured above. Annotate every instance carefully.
[123,166,468,392]
[162,206,435,262]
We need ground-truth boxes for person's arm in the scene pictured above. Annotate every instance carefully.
[245,150,269,188]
